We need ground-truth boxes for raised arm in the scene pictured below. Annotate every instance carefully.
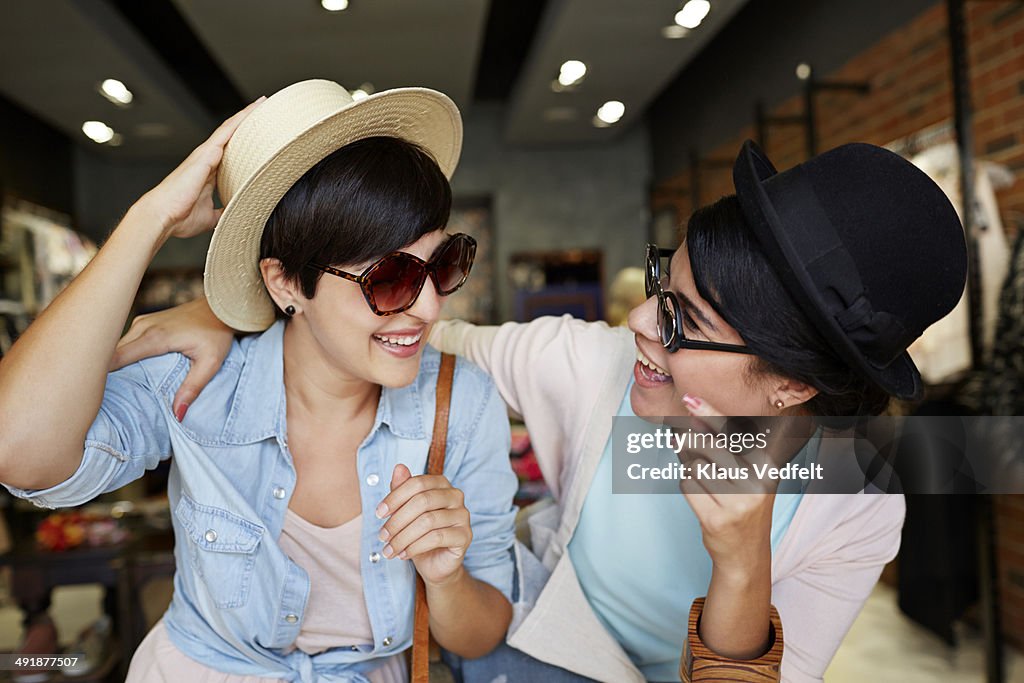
[0,100,263,490]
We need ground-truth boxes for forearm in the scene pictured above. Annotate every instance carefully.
[0,201,169,487]
[698,548,773,660]
[424,565,512,658]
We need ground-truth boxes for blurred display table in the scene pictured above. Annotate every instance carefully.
[0,510,174,682]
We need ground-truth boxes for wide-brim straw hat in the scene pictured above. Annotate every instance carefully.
[204,79,462,331]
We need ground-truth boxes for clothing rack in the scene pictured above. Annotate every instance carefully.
[948,2,1001,681]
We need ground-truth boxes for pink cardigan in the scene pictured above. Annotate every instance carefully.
[430,315,905,683]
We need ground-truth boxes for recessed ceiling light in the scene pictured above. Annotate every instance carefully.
[675,0,711,29]
[661,25,690,39]
[557,60,587,88]
[321,0,348,11]
[796,63,812,80]
[98,79,133,106]
[351,82,374,100]
[595,100,625,125]
[82,121,115,144]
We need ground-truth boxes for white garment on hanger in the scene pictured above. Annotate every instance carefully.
[908,142,1013,383]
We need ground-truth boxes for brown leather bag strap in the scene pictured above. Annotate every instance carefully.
[411,352,456,683]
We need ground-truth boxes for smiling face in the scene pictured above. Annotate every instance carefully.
[257,135,455,390]
[628,245,790,418]
[283,229,450,388]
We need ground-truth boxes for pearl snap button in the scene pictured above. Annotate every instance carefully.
[369,552,381,563]
[273,487,286,499]
[204,529,217,543]
[366,474,380,486]
[285,614,298,624]
[382,636,393,647]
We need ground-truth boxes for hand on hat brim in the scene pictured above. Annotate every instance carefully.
[135,97,266,241]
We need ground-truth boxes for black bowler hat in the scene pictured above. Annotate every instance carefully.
[733,140,967,400]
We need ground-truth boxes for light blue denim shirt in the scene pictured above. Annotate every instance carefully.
[5,321,518,682]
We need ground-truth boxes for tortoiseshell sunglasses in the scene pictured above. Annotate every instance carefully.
[309,233,477,316]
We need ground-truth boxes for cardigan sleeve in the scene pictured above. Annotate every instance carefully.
[771,493,905,682]
[429,315,633,500]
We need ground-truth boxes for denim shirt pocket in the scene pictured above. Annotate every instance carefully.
[176,493,264,609]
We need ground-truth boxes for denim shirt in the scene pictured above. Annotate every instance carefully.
[5,321,518,682]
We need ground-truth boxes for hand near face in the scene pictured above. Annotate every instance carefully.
[674,394,799,580]
[376,464,472,587]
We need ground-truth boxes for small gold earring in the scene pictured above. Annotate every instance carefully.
[774,399,785,410]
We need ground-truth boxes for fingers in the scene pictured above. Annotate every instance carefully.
[390,463,413,492]
[377,470,447,518]
[380,473,460,532]
[206,97,266,149]
[382,508,469,560]
[169,97,266,180]
[172,356,223,423]
[111,321,167,371]
[400,526,470,561]
[681,393,724,418]
[376,470,468,560]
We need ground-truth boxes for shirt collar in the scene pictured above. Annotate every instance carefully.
[223,321,426,444]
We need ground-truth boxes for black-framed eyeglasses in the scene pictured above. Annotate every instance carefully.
[645,243,754,355]
[309,233,477,316]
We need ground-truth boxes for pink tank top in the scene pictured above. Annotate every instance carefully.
[126,509,407,683]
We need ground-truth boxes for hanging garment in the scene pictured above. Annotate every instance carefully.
[907,143,1013,382]
[962,230,1024,416]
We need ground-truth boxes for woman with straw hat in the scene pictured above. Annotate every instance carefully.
[0,81,519,682]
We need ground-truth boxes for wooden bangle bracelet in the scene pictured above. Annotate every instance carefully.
[680,597,784,682]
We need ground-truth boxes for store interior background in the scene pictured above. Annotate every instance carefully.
[1,0,1023,681]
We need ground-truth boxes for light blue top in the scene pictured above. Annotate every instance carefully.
[5,321,518,682]
[568,380,812,682]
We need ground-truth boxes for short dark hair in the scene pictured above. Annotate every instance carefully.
[259,136,452,314]
[685,194,891,418]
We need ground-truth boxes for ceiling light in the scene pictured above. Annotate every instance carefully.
[661,25,690,39]
[596,100,625,125]
[321,0,348,11]
[99,79,133,106]
[82,121,115,144]
[796,63,812,80]
[351,82,374,100]
[675,0,711,29]
[557,60,587,87]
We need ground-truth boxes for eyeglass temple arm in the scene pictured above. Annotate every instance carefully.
[311,263,363,284]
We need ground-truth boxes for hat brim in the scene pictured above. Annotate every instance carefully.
[204,87,462,332]
[733,140,923,401]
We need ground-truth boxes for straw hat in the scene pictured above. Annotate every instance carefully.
[204,79,463,331]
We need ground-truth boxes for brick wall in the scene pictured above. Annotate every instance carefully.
[651,1,1024,650]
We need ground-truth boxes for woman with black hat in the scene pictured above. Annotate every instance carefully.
[109,139,967,682]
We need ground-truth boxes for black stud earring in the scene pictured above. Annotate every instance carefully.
[285,305,296,317]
